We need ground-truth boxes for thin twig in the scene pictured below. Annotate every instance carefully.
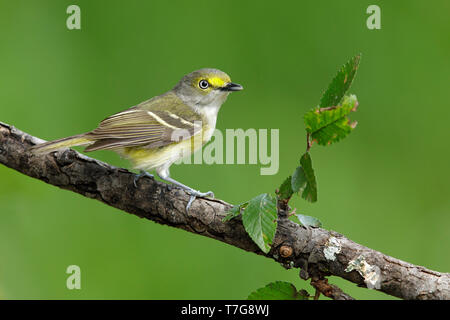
[306,132,312,152]
[310,278,355,300]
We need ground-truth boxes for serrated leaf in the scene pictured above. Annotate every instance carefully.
[291,153,317,202]
[247,281,309,300]
[304,94,358,146]
[296,214,322,228]
[241,193,278,253]
[276,176,294,201]
[320,53,361,108]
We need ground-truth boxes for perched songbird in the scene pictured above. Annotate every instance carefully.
[31,68,243,210]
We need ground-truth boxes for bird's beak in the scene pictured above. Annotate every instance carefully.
[220,82,243,92]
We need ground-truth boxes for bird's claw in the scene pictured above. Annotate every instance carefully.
[186,190,214,212]
[133,171,154,187]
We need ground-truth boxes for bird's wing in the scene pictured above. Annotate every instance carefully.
[84,97,203,152]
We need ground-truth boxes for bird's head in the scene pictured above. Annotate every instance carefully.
[173,68,243,107]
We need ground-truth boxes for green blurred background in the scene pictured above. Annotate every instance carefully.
[0,0,448,299]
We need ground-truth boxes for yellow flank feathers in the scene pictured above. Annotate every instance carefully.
[121,122,213,171]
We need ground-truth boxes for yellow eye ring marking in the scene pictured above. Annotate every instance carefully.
[194,75,231,90]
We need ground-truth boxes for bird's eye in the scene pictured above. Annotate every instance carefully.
[199,79,209,89]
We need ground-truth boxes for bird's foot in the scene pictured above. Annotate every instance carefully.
[133,171,154,187]
[158,175,214,212]
[186,189,214,212]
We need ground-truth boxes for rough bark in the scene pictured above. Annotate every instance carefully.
[0,121,449,300]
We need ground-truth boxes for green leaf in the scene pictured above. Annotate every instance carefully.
[241,193,278,253]
[320,53,361,108]
[291,153,317,202]
[304,94,359,146]
[276,176,294,201]
[247,281,309,300]
[222,202,248,222]
[222,206,241,222]
[295,214,322,228]
[291,166,307,193]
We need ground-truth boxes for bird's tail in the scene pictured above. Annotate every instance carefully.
[30,134,93,155]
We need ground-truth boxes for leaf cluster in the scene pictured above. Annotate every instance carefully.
[223,54,362,298]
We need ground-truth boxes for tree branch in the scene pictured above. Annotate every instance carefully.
[0,121,449,300]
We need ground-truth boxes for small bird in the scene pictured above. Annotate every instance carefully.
[31,68,243,210]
